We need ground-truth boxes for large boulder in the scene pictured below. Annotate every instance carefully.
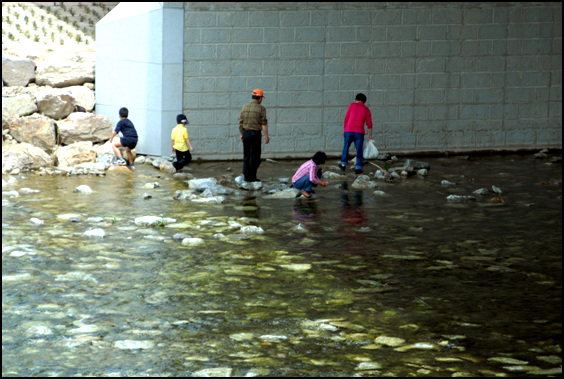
[55,141,96,168]
[2,105,15,133]
[64,85,96,112]
[2,94,38,117]
[57,112,113,145]
[2,142,53,173]
[2,55,36,87]
[8,113,57,153]
[35,60,95,88]
[36,89,76,120]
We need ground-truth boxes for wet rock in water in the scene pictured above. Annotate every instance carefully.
[492,185,503,194]
[264,188,300,199]
[229,332,254,341]
[144,182,160,189]
[417,168,428,176]
[192,195,225,204]
[322,171,347,180]
[30,217,44,225]
[240,225,264,235]
[192,368,233,377]
[182,237,204,246]
[134,216,176,226]
[235,175,263,190]
[173,189,195,200]
[404,159,430,170]
[107,165,133,174]
[487,357,528,365]
[142,193,152,199]
[373,190,388,196]
[279,263,311,271]
[189,177,233,196]
[446,194,476,202]
[19,187,41,194]
[3,190,20,197]
[473,188,490,195]
[293,223,308,232]
[84,228,106,237]
[395,342,437,351]
[69,324,103,334]
[351,175,378,189]
[73,184,92,193]
[260,335,288,342]
[355,362,382,370]
[441,180,456,186]
[374,336,405,347]
[57,213,82,221]
[114,340,155,350]
[26,325,53,336]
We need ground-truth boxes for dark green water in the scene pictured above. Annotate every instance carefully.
[2,154,562,376]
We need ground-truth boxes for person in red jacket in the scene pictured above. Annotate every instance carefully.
[339,93,373,175]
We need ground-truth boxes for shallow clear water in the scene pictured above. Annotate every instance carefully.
[2,154,562,376]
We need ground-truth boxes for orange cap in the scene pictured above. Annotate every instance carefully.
[252,89,264,97]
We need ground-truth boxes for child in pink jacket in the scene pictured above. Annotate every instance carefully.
[340,93,373,174]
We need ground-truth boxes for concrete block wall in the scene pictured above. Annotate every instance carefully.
[182,2,562,160]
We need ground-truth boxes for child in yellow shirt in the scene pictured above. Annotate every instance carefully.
[171,114,194,172]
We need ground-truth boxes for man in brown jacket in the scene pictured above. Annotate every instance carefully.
[239,89,269,182]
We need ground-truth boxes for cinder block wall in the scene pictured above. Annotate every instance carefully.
[182,2,562,160]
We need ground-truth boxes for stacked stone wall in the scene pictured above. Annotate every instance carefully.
[182,2,562,160]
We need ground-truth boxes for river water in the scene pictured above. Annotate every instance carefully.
[2,153,562,377]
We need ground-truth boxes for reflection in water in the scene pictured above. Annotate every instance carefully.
[340,181,365,226]
[292,198,319,223]
[2,154,562,377]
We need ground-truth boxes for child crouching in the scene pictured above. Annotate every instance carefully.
[292,151,330,198]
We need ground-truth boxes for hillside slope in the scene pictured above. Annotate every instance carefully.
[2,2,118,61]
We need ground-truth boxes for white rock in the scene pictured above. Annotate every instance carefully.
[182,237,204,246]
[446,195,476,202]
[73,184,93,193]
[30,218,44,225]
[144,182,160,189]
[27,325,53,336]
[114,340,155,350]
[293,223,308,232]
[192,368,233,377]
[240,226,264,235]
[84,228,105,238]
[135,216,176,226]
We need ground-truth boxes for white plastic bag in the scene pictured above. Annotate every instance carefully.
[362,139,379,159]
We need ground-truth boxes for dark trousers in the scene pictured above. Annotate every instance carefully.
[242,129,262,182]
[173,149,192,170]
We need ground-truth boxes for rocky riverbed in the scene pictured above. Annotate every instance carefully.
[2,153,562,377]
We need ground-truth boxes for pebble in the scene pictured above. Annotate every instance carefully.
[84,228,105,238]
[114,340,155,350]
[73,185,93,193]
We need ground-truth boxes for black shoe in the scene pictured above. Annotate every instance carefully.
[355,169,363,175]
[339,164,346,172]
